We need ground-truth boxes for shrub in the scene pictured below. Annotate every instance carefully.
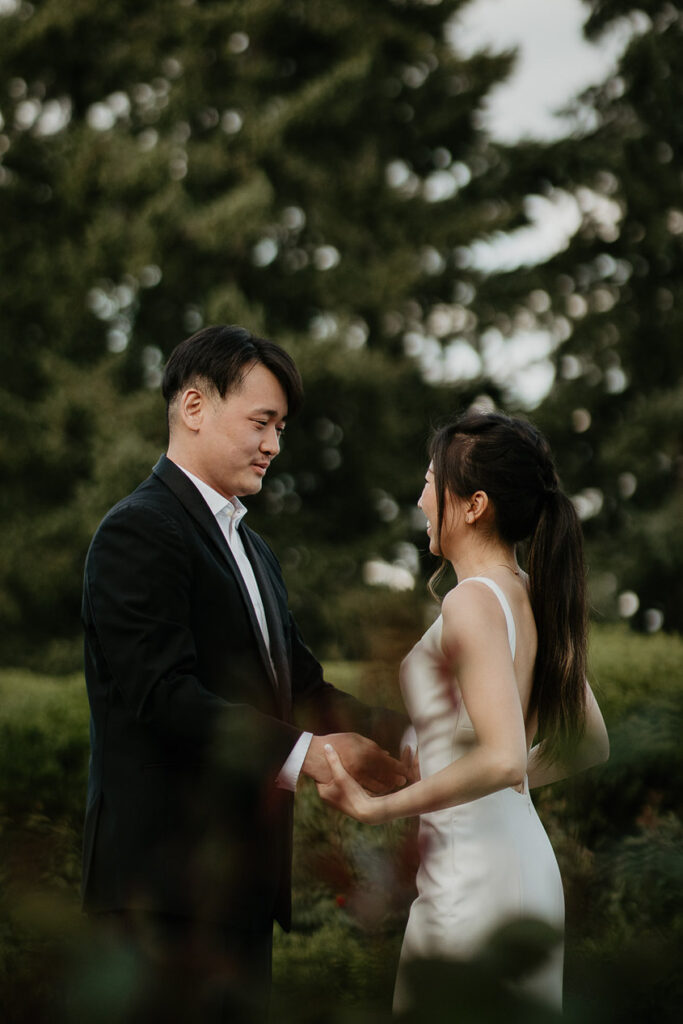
[0,626,682,1019]
[0,671,89,825]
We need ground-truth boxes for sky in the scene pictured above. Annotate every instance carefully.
[452,0,631,144]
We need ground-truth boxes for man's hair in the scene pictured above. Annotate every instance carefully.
[161,324,303,421]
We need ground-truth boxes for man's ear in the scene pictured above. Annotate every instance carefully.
[177,388,205,433]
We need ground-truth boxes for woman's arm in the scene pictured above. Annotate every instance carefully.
[527,681,609,789]
[317,585,528,824]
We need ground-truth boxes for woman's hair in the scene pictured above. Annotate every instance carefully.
[162,324,303,424]
[429,410,587,761]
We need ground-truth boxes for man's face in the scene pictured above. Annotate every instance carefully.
[193,362,288,499]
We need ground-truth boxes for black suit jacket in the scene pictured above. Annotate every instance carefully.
[81,455,402,930]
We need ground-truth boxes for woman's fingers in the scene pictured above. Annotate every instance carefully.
[319,743,382,824]
[321,744,361,806]
[400,744,419,783]
[323,742,347,777]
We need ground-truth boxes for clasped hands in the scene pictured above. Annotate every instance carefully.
[302,732,418,825]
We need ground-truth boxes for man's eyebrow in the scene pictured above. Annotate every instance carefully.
[252,407,288,420]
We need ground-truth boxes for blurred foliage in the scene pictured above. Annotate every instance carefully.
[0,0,680,1018]
[0,670,88,822]
[1,626,682,1020]
[0,0,523,669]
[0,0,680,665]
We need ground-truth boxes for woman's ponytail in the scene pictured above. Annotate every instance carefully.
[527,488,587,763]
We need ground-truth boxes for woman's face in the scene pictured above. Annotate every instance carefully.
[418,463,468,557]
[418,465,441,555]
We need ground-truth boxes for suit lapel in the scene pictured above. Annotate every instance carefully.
[151,456,282,701]
[240,527,292,717]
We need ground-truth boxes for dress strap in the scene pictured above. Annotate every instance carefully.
[459,576,516,658]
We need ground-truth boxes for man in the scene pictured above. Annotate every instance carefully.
[81,325,407,1022]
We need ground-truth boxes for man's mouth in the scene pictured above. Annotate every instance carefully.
[252,462,269,476]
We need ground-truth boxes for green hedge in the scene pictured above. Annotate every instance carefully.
[1,626,682,1021]
[0,671,89,823]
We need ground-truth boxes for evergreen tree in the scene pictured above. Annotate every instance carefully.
[474,0,683,631]
[0,0,526,667]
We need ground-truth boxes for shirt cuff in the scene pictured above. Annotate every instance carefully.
[276,731,313,792]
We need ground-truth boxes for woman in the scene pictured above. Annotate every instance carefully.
[317,411,609,1011]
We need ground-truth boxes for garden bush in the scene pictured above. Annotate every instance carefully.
[0,625,681,1021]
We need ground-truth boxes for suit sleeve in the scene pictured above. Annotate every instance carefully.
[287,614,407,753]
[83,501,300,774]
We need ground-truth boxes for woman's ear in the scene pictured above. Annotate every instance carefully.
[465,490,489,524]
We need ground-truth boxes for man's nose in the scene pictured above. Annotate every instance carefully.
[261,427,280,456]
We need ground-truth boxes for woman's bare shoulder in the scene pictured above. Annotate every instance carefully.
[440,582,507,657]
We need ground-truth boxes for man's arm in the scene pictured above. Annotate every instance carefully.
[284,615,409,790]
[224,526,408,790]
[287,614,408,745]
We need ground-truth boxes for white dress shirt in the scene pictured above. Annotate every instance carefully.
[176,464,312,791]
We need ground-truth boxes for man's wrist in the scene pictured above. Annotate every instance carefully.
[276,731,314,791]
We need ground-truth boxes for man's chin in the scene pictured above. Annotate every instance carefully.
[236,479,264,497]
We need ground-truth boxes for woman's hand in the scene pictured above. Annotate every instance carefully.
[302,733,407,793]
[316,744,388,824]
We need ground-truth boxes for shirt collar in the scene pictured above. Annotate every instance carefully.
[174,463,247,525]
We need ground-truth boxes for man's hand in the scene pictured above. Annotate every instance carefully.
[302,733,406,794]
[316,744,387,825]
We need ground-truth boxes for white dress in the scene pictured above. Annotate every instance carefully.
[394,577,564,1012]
